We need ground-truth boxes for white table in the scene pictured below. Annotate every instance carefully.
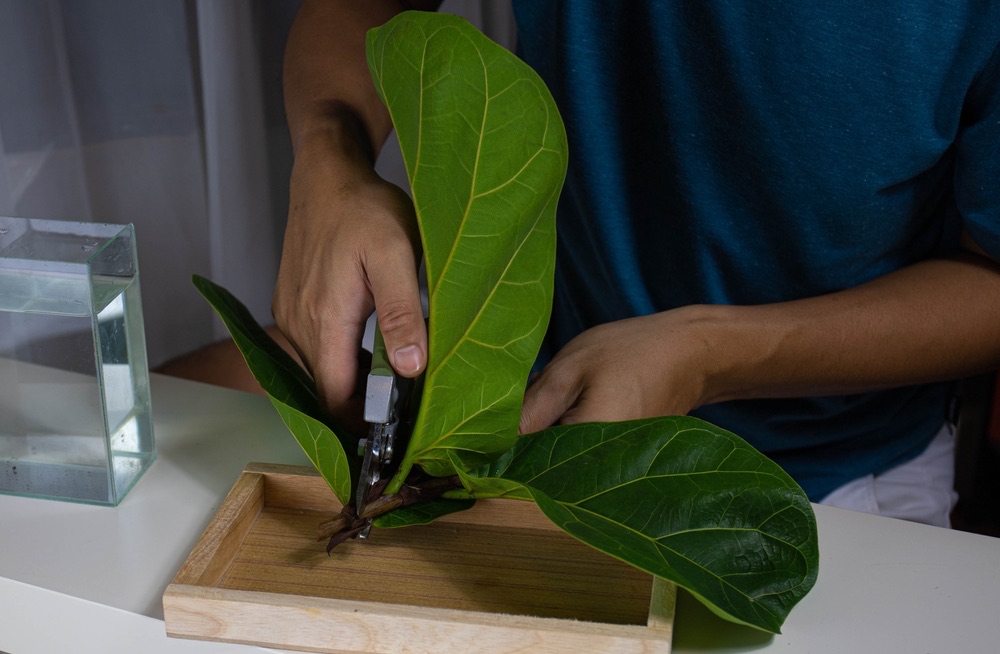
[2,373,999,653]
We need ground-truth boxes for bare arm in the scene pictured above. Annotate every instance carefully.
[284,0,443,158]
[520,238,1000,431]
[275,0,441,427]
[703,239,1000,403]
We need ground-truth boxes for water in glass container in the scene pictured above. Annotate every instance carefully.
[0,217,155,505]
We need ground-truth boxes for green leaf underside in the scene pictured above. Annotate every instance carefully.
[494,416,819,633]
[367,12,569,484]
[192,275,355,504]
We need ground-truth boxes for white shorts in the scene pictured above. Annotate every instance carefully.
[819,424,958,528]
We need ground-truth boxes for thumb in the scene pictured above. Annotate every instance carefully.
[370,276,427,379]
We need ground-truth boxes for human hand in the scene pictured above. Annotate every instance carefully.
[519,308,715,433]
[273,150,426,431]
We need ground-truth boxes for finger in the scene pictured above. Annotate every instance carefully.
[368,248,427,379]
[273,251,372,429]
[309,310,367,424]
[519,368,581,434]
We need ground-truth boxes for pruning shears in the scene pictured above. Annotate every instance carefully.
[355,323,419,538]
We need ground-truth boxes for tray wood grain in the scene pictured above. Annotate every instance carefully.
[163,463,674,653]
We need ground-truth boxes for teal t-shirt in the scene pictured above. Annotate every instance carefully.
[512,1,1000,500]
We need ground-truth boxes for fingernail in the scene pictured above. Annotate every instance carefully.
[393,345,423,375]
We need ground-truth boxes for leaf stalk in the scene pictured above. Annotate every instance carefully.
[319,474,462,552]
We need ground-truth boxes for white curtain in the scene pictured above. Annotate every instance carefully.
[0,0,514,367]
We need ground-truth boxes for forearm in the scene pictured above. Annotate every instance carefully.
[699,248,1000,405]
[283,0,441,160]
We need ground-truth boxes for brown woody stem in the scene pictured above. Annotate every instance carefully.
[318,474,463,549]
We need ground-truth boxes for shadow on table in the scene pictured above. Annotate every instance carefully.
[672,589,774,651]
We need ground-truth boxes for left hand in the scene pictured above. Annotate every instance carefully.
[519,307,714,433]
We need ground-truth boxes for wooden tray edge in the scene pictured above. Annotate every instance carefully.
[170,470,264,586]
[164,583,673,654]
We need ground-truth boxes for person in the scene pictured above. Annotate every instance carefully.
[274,0,1000,527]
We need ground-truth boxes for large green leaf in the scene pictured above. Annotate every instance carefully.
[192,275,356,504]
[367,12,568,485]
[486,416,819,633]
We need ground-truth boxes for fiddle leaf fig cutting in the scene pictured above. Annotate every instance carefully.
[193,10,818,634]
[367,10,565,487]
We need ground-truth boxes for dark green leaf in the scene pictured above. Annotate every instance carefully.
[493,416,819,633]
[192,275,357,504]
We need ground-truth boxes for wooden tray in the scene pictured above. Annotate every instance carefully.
[163,463,675,653]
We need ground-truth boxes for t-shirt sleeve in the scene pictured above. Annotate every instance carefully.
[955,42,1000,259]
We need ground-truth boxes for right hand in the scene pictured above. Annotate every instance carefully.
[273,146,426,430]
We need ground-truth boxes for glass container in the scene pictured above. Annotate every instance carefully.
[0,217,155,505]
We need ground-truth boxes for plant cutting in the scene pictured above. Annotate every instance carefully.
[194,11,818,634]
